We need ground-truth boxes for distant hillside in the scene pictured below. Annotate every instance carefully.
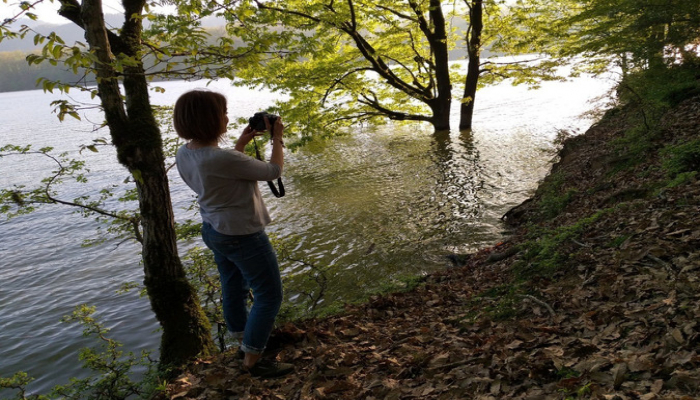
[0,14,227,53]
[0,16,112,52]
[0,14,230,93]
[0,14,479,93]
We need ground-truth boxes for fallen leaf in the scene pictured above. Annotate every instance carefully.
[612,362,628,389]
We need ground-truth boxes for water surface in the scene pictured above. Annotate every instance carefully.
[0,74,613,393]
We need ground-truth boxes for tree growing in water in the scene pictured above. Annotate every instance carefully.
[195,0,564,133]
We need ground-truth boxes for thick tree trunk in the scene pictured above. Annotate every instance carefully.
[429,0,452,131]
[430,100,451,131]
[459,0,483,131]
[80,0,214,367]
[129,145,215,367]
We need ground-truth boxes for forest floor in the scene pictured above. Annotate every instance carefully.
[161,95,700,400]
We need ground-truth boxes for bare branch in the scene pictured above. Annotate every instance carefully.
[1,0,45,27]
[356,89,431,122]
[1,149,141,241]
[375,4,419,23]
[480,57,547,67]
[518,294,556,316]
[321,67,374,106]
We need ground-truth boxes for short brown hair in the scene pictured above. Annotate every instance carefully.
[173,90,228,141]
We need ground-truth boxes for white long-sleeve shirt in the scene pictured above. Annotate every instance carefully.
[176,144,282,235]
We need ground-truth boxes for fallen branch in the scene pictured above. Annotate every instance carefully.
[486,246,520,263]
[645,254,677,280]
[571,239,590,248]
[518,294,556,316]
[427,357,482,371]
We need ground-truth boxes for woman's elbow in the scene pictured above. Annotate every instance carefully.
[270,163,283,178]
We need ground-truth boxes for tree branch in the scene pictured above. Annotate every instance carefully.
[321,67,374,106]
[58,0,128,54]
[518,294,555,316]
[1,149,142,242]
[257,1,431,103]
[1,0,45,26]
[356,89,431,122]
[375,4,419,23]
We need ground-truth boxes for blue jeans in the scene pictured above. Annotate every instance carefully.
[201,222,283,354]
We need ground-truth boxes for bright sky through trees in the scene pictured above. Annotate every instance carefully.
[0,0,124,25]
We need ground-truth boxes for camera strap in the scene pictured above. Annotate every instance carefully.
[252,138,285,198]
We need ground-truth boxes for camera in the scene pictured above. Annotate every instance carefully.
[248,112,278,132]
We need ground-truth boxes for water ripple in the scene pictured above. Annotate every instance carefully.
[0,75,614,393]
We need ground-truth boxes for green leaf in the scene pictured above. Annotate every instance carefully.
[131,169,144,185]
[52,45,63,59]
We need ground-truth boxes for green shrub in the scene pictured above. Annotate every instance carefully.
[666,171,698,188]
[536,172,579,220]
[662,139,700,178]
[514,211,607,280]
[619,65,700,111]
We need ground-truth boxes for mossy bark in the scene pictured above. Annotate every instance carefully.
[75,0,215,367]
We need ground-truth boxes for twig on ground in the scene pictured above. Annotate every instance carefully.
[571,239,590,247]
[646,254,677,280]
[518,294,556,316]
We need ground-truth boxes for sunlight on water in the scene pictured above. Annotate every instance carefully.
[0,73,615,394]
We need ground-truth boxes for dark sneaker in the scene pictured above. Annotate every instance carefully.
[244,359,294,378]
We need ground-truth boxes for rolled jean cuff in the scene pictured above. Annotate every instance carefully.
[240,342,265,355]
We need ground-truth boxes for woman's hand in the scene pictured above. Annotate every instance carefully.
[234,125,263,152]
[264,116,284,141]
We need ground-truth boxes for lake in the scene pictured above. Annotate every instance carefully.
[0,71,614,394]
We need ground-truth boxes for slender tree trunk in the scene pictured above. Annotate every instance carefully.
[429,0,452,131]
[80,0,214,367]
[460,0,483,131]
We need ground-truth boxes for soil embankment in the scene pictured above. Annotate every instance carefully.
[164,96,700,399]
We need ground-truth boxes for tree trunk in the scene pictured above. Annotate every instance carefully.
[429,0,452,131]
[459,0,483,131]
[80,0,214,367]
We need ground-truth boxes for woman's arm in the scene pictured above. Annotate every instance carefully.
[268,118,284,169]
[234,125,260,153]
[234,117,284,168]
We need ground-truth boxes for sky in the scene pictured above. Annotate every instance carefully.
[1,0,125,25]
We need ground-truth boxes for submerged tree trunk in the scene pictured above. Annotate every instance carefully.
[429,0,452,131]
[459,0,484,131]
[77,0,214,367]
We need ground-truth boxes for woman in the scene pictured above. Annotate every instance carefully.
[173,89,292,378]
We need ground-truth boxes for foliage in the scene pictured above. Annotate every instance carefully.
[2,0,218,367]
[0,305,162,400]
[219,0,455,130]
[0,372,48,400]
[181,246,231,352]
[605,63,700,175]
[662,139,700,179]
[461,284,520,322]
[175,0,569,133]
[49,305,161,400]
[617,64,700,116]
[0,50,89,93]
[515,210,607,280]
[549,0,700,75]
[477,0,569,87]
[533,171,579,220]
[0,144,142,244]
